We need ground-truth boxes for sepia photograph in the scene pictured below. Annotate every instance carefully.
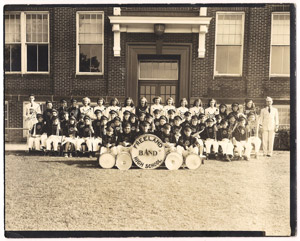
[3,1,296,238]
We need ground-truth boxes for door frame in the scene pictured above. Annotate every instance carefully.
[126,42,192,105]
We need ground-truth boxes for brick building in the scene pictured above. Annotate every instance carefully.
[4,4,292,142]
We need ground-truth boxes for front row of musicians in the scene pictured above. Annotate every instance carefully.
[27,107,261,162]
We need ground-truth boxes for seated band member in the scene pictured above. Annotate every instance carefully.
[100,126,118,156]
[176,98,189,119]
[80,97,94,120]
[190,98,204,117]
[176,125,199,159]
[247,111,261,159]
[45,117,62,155]
[105,98,121,118]
[205,98,219,120]
[93,98,106,118]
[76,116,94,158]
[217,119,234,162]
[150,96,164,116]
[28,114,47,151]
[62,116,78,158]
[120,97,135,120]
[232,116,252,161]
[116,122,135,154]
[91,110,103,153]
[203,118,219,159]
[163,97,176,116]
[160,123,177,153]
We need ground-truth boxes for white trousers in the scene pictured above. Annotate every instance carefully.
[100,146,118,156]
[218,139,234,156]
[205,139,219,154]
[46,135,61,151]
[249,136,262,154]
[92,138,102,152]
[262,130,275,156]
[176,145,199,158]
[76,137,93,152]
[28,136,41,150]
[235,141,252,158]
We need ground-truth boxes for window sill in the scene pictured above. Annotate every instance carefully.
[76,72,104,76]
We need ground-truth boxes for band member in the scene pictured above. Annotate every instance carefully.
[217,119,234,162]
[113,116,123,136]
[76,116,94,157]
[176,125,199,158]
[45,109,58,136]
[190,115,205,157]
[129,113,139,134]
[60,111,70,137]
[138,111,146,123]
[100,126,118,156]
[154,115,167,137]
[150,96,164,115]
[45,117,62,155]
[215,114,222,129]
[106,98,121,117]
[68,99,80,121]
[116,122,135,154]
[247,111,261,159]
[43,100,53,135]
[58,99,68,122]
[244,99,257,116]
[259,96,279,157]
[76,113,86,138]
[232,116,252,161]
[229,103,242,120]
[173,125,182,143]
[99,115,109,138]
[172,115,182,133]
[145,113,155,133]
[198,114,207,140]
[93,98,106,117]
[190,98,204,117]
[80,97,94,119]
[203,118,219,159]
[122,110,131,124]
[205,98,219,120]
[227,113,237,139]
[24,94,41,138]
[176,98,189,119]
[120,97,135,119]
[136,96,149,117]
[62,116,78,158]
[107,110,118,124]
[91,110,103,153]
[153,109,161,130]
[219,103,228,120]
[167,109,176,126]
[160,123,177,153]
[28,114,46,151]
[163,97,176,116]
[137,120,151,136]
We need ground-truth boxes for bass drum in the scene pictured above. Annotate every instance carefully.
[185,154,201,170]
[165,152,183,170]
[99,153,115,169]
[116,152,132,170]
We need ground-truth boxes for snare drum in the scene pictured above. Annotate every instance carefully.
[165,152,183,170]
[185,154,201,170]
[116,152,132,170]
[99,153,116,169]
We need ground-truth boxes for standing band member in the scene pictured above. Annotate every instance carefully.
[24,94,41,138]
[259,96,279,157]
[247,111,261,159]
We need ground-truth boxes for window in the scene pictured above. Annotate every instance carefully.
[273,105,290,130]
[4,11,49,74]
[270,13,290,76]
[76,12,104,74]
[214,12,245,76]
[139,60,178,80]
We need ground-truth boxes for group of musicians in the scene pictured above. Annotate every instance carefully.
[25,94,279,162]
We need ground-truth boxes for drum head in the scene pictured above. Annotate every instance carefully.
[116,152,132,170]
[99,153,115,169]
[185,154,201,170]
[165,152,183,170]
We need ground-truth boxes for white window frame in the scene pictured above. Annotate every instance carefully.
[5,11,50,75]
[76,11,104,75]
[269,12,290,77]
[214,11,245,77]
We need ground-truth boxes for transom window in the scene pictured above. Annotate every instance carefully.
[270,13,290,76]
[76,12,104,74]
[139,60,178,80]
[214,12,245,76]
[4,12,49,74]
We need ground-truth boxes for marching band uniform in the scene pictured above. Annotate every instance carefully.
[24,98,41,137]
[91,110,103,152]
[160,123,177,153]
[116,123,135,154]
[233,117,252,160]
[28,114,46,151]
[217,121,234,161]
[247,112,261,158]
[176,125,199,158]
[76,116,94,155]
[62,117,78,157]
[203,118,219,157]
[100,127,118,156]
[46,117,62,153]
[68,99,80,120]
[58,99,68,122]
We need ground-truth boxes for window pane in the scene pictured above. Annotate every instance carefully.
[38,45,48,71]
[216,46,241,75]
[26,13,48,43]
[270,46,290,75]
[139,61,178,80]
[27,45,38,71]
[78,13,103,44]
[5,44,21,72]
[272,13,290,45]
[5,14,21,43]
[79,44,102,72]
[282,46,290,75]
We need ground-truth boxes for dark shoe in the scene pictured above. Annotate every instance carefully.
[225,155,231,162]
[244,156,249,161]
[267,155,271,157]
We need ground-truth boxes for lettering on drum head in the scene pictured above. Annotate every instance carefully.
[131,134,165,169]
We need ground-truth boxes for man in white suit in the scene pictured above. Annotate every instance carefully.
[259,96,279,157]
